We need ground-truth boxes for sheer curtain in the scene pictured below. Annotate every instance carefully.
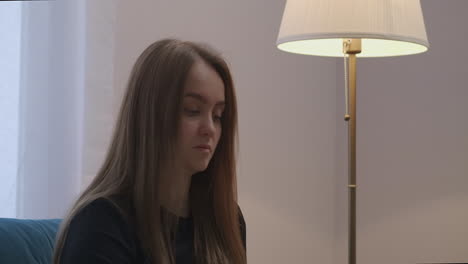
[0,2,21,218]
[13,0,117,219]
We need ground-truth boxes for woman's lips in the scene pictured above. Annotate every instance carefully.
[194,145,211,153]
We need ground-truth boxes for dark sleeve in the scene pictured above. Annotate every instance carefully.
[238,205,246,252]
[59,198,136,264]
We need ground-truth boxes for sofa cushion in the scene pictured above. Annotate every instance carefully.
[0,218,62,264]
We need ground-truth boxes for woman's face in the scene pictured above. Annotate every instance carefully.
[176,60,225,175]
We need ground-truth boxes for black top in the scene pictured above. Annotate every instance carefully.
[59,198,246,264]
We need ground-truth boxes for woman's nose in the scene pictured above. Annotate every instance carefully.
[200,116,216,136]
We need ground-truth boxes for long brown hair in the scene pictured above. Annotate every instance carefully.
[52,39,245,264]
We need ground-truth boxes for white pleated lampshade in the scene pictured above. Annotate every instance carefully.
[277,0,429,57]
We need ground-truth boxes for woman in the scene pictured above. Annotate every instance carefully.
[52,39,246,264]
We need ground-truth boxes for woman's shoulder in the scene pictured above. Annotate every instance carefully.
[237,204,245,227]
[236,204,247,250]
[81,197,120,211]
[66,197,135,240]
[72,197,129,223]
[60,197,140,263]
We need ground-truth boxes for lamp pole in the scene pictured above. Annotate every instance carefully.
[343,38,361,264]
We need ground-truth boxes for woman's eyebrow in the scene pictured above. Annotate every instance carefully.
[184,92,225,106]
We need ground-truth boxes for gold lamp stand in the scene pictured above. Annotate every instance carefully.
[343,38,361,264]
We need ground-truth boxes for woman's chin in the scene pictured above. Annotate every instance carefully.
[197,163,211,173]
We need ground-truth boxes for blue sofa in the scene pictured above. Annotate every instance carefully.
[0,218,62,264]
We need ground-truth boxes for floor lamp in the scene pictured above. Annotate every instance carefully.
[276,1,429,264]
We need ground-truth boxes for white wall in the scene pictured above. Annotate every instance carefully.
[112,0,337,263]
[80,0,118,189]
[333,1,468,264]
[82,0,468,263]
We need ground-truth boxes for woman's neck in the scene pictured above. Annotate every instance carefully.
[159,168,192,218]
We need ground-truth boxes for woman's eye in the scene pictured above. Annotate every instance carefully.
[184,108,222,122]
[185,109,200,115]
[214,115,222,122]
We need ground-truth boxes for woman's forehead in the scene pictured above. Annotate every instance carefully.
[183,92,225,108]
[183,62,225,104]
